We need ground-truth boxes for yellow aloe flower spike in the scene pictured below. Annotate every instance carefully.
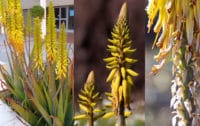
[56,23,68,79]
[0,0,6,25]
[74,71,105,126]
[104,2,138,126]
[33,17,44,71]
[45,1,57,64]
[6,0,24,56]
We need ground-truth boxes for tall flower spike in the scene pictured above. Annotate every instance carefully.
[6,0,24,56]
[147,0,200,125]
[33,17,44,71]
[74,71,104,126]
[45,1,57,64]
[56,23,68,79]
[103,2,138,126]
[0,0,6,25]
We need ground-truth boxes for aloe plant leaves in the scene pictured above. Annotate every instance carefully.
[0,1,73,126]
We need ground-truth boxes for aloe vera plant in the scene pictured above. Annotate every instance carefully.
[147,0,200,125]
[0,0,73,126]
[74,71,105,126]
[103,3,138,126]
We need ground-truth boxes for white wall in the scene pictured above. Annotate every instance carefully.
[21,0,40,9]
[21,0,74,9]
[47,0,74,6]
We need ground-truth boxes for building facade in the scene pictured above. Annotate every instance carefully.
[21,0,74,41]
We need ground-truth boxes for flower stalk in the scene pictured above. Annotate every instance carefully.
[146,0,200,125]
[6,0,24,56]
[45,1,57,64]
[74,71,105,126]
[104,2,138,126]
[0,0,6,26]
[33,17,44,71]
[56,23,68,79]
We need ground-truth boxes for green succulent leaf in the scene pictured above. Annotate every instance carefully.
[7,98,39,125]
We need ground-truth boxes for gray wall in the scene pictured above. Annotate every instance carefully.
[21,0,74,9]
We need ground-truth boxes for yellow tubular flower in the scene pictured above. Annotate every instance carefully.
[147,0,200,125]
[146,0,200,75]
[56,23,68,79]
[45,1,57,64]
[6,0,24,56]
[33,17,44,71]
[6,0,15,45]
[0,0,6,25]
[104,2,138,112]
[74,71,104,125]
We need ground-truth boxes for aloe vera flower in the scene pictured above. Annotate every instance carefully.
[74,71,104,126]
[56,23,68,79]
[147,0,200,125]
[104,3,138,126]
[6,0,24,56]
[33,17,44,71]
[0,0,6,25]
[104,2,138,112]
[45,1,57,64]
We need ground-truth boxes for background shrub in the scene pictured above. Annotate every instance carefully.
[31,5,44,19]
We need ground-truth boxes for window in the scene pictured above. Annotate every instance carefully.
[54,6,74,31]
[68,6,74,30]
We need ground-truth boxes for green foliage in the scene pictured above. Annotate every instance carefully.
[103,3,138,126]
[74,71,105,126]
[31,5,44,19]
[133,120,145,126]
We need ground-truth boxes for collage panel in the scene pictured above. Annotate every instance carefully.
[146,0,200,126]
[0,0,199,126]
[75,0,145,126]
[0,0,74,126]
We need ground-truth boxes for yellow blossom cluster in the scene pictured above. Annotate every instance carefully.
[6,0,24,56]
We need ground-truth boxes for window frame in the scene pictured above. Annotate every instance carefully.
[54,5,74,32]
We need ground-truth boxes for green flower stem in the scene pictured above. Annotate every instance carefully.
[118,96,125,126]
